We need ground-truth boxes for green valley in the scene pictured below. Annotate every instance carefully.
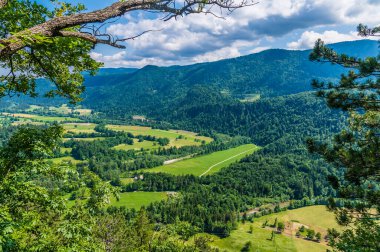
[0,13,378,251]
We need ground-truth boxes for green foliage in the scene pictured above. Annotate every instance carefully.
[0,126,87,250]
[308,25,380,251]
[0,0,102,103]
[249,225,253,234]
[240,241,252,252]
[157,137,170,146]
[0,124,62,178]
[306,229,315,240]
[315,232,321,242]
[276,221,285,233]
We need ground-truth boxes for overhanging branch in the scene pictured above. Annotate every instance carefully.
[0,0,257,57]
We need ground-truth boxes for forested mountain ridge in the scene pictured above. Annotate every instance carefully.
[1,40,377,115]
[82,40,378,117]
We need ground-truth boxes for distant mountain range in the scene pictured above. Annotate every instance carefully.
[1,40,378,119]
[79,39,378,117]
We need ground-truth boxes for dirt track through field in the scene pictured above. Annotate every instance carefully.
[199,147,257,177]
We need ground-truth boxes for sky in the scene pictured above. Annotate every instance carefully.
[62,0,380,68]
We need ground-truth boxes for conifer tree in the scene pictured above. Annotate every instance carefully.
[308,24,380,251]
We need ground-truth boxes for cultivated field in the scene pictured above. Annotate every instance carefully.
[141,144,259,176]
[27,104,92,116]
[113,139,159,151]
[211,205,340,252]
[107,124,213,149]
[1,112,80,122]
[62,122,97,133]
[110,191,167,209]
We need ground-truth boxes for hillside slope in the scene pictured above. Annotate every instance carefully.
[82,40,378,117]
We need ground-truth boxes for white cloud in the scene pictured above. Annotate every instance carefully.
[192,47,241,62]
[287,30,360,49]
[90,51,127,61]
[91,0,380,67]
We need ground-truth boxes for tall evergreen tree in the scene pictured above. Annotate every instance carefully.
[308,24,380,251]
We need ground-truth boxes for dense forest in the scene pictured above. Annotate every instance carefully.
[76,40,377,118]
[0,16,378,249]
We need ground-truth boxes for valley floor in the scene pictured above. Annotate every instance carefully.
[140,144,260,176]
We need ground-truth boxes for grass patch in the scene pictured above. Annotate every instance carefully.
[110,191,167,209]
[113,139,159,151]
[1,112,80,122]
[211,205,338,252]
[48,104,72,114]
[239,93,261,103]
[62,123,97,133]
[63,137,107,142]
[27,104,92,116]
[74,108,92,116]
[10,120,45,126]
[49,156,82,165]
[120,178,134,185]
[60,147,72,154]
[141,144,259,176]
[26,105,43,112]
[107,125,213,146]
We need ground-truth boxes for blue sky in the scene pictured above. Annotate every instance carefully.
[60,0,380,68]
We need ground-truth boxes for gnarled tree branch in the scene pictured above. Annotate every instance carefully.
[0,0,256,58]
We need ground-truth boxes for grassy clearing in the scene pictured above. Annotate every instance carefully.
[75,108,92,116]
[107,125,213,146]
[141,144,259,176]
[48,104,72,114]
[120,178,134,185]
[63,137,107,142]
[239,93,261,103]
[27,104,92,116]
[211,206,338,252]
[113,139,159,151]
[1,112,80,122]
[49,156,82,165]
[62,123,97,133]
[26,105,43,112]
[10,120,45,126]
[110,191,167,209]
[60,147,72,154]
[65,190,165,209]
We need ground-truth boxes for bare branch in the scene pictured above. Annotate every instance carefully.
[58,31,126,49]
[115,29,162,42]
